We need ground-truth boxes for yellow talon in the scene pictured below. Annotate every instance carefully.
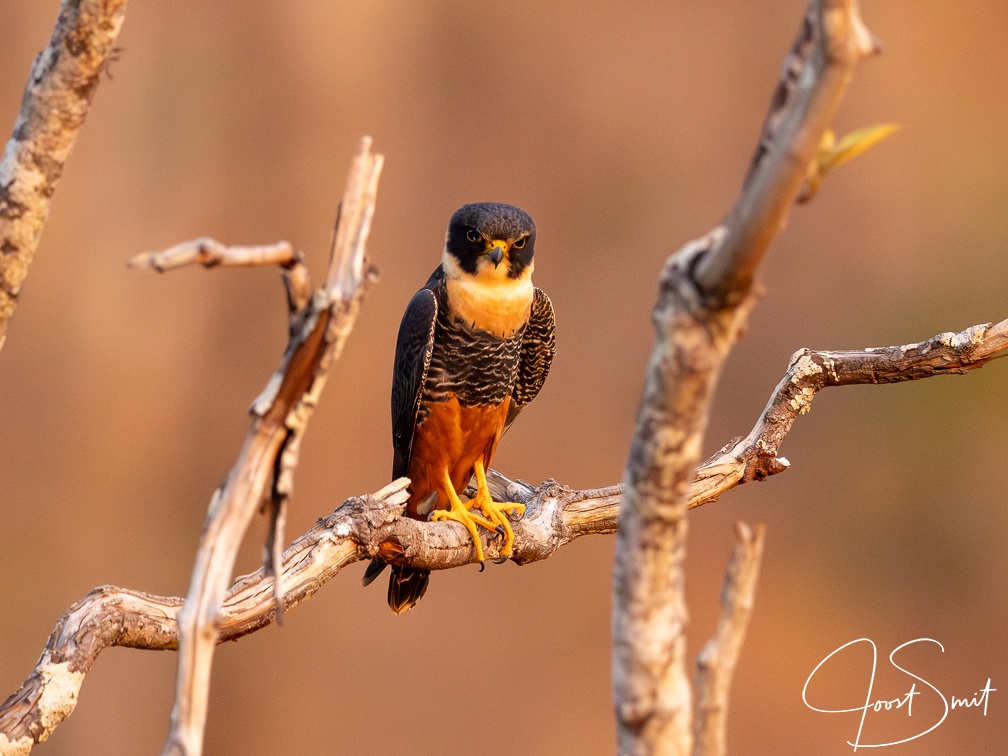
[430,469,492,562]
[430,464,527,563]
[473,460,526,558]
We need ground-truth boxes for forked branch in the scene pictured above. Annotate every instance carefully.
[3,313,1004,754]
[157,138,382,756]
[689,317,1008,510]
[612,1,879,753]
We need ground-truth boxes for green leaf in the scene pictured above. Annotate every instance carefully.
[798,123,901,203]
[819,123,902,174]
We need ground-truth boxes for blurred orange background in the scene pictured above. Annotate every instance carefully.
[2,1,1006,754]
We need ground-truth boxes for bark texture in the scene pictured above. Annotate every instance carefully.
[611,2,879,753]
[3,313,1004,753]
[693,523,766,756]
[0,0,129,353]
[159,139,382,756]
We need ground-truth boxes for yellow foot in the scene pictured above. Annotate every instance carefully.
[473,460,526,559]
[430,470,494,563]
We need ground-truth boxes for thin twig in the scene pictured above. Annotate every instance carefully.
[0,0,130,353]
[689,317,1008,510]
[127,238,299,272]
[693,523,767,756]
[127,238,314,319]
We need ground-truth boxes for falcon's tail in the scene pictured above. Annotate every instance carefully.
[387,565,430,615]
[361,558,388,586]
[362,559,431,614]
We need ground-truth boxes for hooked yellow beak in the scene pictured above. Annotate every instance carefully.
[486,240,507,267]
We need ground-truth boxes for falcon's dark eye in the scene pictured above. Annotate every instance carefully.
[466,229,481,243]
[512,236,527,249]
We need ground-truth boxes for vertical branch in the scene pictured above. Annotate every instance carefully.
[612,249,756,755]
[0,0,129,353]
[162,138,382,756]
[693,523,766,756]
[611,2,877,754]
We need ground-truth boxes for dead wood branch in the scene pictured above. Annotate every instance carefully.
[127,238,314,332]
[695,1,880,304]
[690,317,1008,510]
[611,1,879,753]
[0,474,612,753]
[128,239,300,273]
[3,313,1004,753]
[159,138,382,756]
[0,2,1000,754]
[0,0,129,354]
[693,523,767,756]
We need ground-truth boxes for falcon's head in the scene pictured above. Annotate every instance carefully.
[443,202,536,282]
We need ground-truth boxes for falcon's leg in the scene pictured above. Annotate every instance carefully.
[472,459,525,558]
[430,469,494,563]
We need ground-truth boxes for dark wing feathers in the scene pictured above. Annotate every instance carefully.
[392,272,553,473]
[505,287,556,431]
[391,283,439,479]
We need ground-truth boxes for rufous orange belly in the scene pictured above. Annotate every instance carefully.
[405,394,511,518]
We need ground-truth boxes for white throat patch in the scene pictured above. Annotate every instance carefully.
[442,248,534,338]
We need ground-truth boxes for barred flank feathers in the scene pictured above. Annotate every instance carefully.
[507,288,556,429]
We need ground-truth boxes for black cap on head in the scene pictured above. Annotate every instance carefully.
[445,202,536,279]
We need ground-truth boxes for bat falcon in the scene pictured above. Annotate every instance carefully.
[363,202,555,614]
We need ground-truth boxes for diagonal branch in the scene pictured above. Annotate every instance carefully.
[612,2,879,753]
[0,0,130,354]
[160,138,383,756]
[696,0,880,304]
[689,317,1008,509]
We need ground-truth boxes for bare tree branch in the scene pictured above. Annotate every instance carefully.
[127,238,314,335]
[0,474,615,753]
[127,238,300,272]
[695,0,880,304]
[693,523,767,756]
[159,138,383,756]
[611,2,878,753]
[3,313,1004,752]
[690,317,1008,510]
[0,0,129,354]
[0,3,999,755]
